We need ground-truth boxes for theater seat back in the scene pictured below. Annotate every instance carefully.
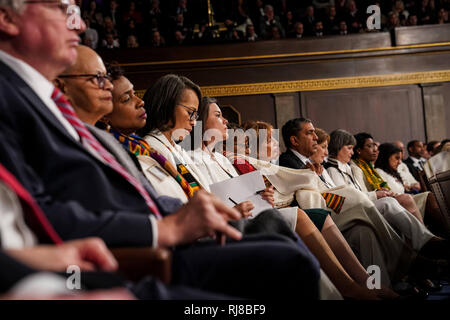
[428,170,450,216]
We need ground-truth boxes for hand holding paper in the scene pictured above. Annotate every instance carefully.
[210,170,273,218]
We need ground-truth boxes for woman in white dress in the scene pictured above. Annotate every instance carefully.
[200,115,396,299]
[352,133,449,238]
[137,75,348,299]
[326,130,441,253]
[375,143,447,232]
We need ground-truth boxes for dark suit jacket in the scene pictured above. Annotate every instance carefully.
[279,149,307,169]
[0,61,180,247]
[404,157,422,182]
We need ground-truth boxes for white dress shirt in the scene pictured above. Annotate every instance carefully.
[397,162,419,186]
[410,156,424,170]
[289,148,312,166]
[320,169,337,188]
[189,148,239,187]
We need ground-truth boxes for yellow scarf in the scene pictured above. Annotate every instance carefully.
[353,158,390,190]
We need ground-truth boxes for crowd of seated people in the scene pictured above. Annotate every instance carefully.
[1,0,450,301]
[78,0,450,50]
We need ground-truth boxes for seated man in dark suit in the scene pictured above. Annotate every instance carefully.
[279,118,318,170]
[404,140,427,182]
[0,162,233,300]
[0,0,320,299]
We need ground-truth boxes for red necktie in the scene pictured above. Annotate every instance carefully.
[0,163,62,244]
[51,88,162,219]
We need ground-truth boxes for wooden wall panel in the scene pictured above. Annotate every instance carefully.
[395,24,450,46]
[299,85,426,144]
[215,95,276,126]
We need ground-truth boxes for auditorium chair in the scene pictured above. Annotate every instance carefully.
[427,170,450,218]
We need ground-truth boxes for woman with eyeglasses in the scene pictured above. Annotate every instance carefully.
[139,74,210,195]
[55,46,113,126]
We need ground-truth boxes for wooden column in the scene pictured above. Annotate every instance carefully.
[273,93,300,152]
[421,83,449,142]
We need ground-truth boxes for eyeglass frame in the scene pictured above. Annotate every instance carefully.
[58,72,113,90]
[178,103,199,121]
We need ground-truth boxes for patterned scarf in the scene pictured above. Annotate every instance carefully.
[225,152,345,214]
[353,158,390,191]
[108,128,199,198]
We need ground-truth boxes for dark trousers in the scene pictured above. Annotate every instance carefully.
[172,233,320,300]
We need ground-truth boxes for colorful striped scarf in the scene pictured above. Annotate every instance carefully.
[353,158,390,191]
[108,128,199,198]
[226,152,345,214]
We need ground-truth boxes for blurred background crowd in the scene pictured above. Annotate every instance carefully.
[77,0,450,50]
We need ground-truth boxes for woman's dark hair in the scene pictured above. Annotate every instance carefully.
[352,132,373,159]
[198,96,217,133]
[138,74,202,137]
[191,96,217,150]
[426,140,439,153]
[106,61,124,81]
[375,143,403,183]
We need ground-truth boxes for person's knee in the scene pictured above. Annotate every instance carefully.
[396,193,413,204]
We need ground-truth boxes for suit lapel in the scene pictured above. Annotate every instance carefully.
[87,125,161,201]
[287,149,306,168]
[0,62,112,166]
[0,61,78,145]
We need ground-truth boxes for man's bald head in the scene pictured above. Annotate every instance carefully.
[393,141,405,159]
[393,140,404,150]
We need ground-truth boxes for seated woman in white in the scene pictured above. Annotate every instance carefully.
[227,126,433,288]
[138,76,346,299]
[351,133,449,237]
[375,143,431,222]
[326,129,436,252]
[193,100,397,299]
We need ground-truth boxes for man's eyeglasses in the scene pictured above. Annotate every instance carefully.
[178,103,199,121]
[58,73,112,89]
[24,0,80,17]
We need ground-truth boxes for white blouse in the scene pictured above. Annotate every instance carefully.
[328,159,377,202]
[375,168,405,194]
[189,148,239,187]
[143,131,210,190]
[320,169,337,188]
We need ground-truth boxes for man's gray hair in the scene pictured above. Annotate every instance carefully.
[328,129,357,158]
[0,0,26,12]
